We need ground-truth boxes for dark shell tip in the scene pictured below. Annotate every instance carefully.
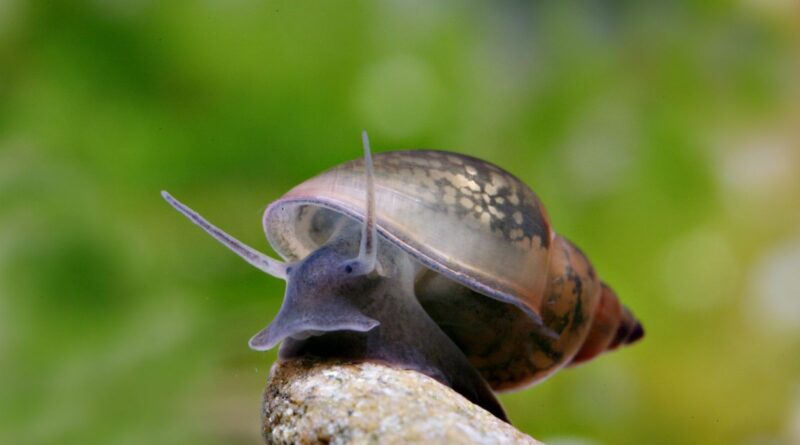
[626,321,645,344]
[609,322,631,349]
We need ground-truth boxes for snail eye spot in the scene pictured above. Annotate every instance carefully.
[344,264,354,274]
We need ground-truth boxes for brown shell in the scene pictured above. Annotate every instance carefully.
[265,150,554,317]
[263,150,642,389]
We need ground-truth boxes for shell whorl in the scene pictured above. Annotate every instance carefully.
[264,150,554,318]
[365,151,551,251]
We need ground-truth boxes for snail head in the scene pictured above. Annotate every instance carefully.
[162,132,382,351]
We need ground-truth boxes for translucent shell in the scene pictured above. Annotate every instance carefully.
[264,150,554,319]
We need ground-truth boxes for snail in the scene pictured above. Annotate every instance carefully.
[162,132,643,422]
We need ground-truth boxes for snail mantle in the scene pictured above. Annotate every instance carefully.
[262,357,542,445]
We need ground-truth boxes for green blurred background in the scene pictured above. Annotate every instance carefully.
[1,1,798,444]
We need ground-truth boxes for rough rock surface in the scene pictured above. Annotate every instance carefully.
[262,358,542,445]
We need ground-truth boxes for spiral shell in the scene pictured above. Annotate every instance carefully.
[263,150,642,389]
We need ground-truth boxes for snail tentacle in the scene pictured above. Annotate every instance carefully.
[162,191,289,280]
[351,130,378,276]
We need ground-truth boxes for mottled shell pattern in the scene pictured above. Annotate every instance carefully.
[264,150,643,390]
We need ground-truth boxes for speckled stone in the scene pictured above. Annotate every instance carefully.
[262,358,542,445]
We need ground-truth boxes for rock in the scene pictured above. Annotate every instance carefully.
[262,358,543,445]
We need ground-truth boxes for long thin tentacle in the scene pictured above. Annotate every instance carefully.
[162,191,288,280]
[355,130,378,273]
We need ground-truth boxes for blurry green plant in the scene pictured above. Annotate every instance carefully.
[1,1,798,444]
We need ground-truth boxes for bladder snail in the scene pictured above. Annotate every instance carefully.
[162,132,644,422]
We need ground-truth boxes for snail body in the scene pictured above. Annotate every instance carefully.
[163,133,643,422]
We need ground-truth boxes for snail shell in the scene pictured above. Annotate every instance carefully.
[264,150,643,390]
